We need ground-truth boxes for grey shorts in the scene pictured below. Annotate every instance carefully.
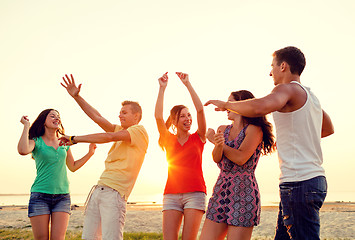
[163,192,206,212]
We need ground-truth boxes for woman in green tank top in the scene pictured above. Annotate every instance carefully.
[18,109,96,240]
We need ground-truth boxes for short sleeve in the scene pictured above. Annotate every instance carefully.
[32,137,41,157]
[126,125,149,152]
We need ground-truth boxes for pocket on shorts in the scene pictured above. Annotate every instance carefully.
[28,192,49,217]
[29,192,43,201]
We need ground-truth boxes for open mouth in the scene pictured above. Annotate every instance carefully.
[184,122,191,128]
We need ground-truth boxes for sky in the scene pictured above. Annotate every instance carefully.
[1,0,354,204]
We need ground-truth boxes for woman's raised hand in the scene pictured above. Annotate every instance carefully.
[176,72,189,85]
[20,116,30,126]
[158,72,168,88]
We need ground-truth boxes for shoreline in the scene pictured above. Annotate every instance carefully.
[1,201,355,212]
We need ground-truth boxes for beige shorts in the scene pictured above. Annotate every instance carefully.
[163,191,206,212]
[82,185,127,240]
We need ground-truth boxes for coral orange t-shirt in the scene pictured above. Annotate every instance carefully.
[163,132,206,194]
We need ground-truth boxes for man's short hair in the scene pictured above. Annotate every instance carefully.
[273,46,306,76]
[122,101,142,122]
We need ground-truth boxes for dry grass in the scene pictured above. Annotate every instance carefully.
[1,228,353,240]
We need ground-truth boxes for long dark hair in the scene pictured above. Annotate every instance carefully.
[158,104,187,149]
[29,109,65,140]
[231,90,275,155]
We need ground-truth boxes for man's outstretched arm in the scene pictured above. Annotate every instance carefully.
[205,84,292,117]
[59,130,131,146]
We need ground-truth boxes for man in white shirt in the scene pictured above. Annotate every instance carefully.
[205,46,334,240]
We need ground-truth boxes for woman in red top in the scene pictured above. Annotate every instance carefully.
[155,72,207,240]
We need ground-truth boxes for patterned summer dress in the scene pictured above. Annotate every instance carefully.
[206,124,262,227]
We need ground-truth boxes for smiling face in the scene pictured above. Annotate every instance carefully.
[44,110,61,130]
[175,107,192,132]
[119,104,138,129]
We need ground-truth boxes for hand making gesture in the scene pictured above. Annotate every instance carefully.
[176,72,189,86]
[58,135,74,146]
[204,100,227,112]
[158,72,168,88]
[20,115,30,127]
[61,74,82,98]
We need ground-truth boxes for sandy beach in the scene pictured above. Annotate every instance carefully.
[1,202,354,239]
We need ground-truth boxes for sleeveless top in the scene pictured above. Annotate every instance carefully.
[206,124,262,227]
[272,81,325,183]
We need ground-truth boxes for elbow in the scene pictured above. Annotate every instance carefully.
[230,158,246,166]
[18,151,28,156]
[321,128,334,138]
[321,121,335,138]
[225,152,249,166]
[212,155,221,163]
[18,147,29,156]
[68,166,78,172]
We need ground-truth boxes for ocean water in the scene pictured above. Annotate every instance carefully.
[1,191,354,207]
[0,193,163,207]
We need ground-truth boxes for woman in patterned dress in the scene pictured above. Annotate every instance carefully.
[200,90,275,240]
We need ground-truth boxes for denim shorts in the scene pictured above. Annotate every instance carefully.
[274,176,327,240]
[163,192,206,212]
[28,192,71,217]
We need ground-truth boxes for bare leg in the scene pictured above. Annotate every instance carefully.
[199,218,227,240]
[227,225,253,240]
[50,212,70,240]
[30,214,50,240]
[181,209,204,240]
[163,210,183,240]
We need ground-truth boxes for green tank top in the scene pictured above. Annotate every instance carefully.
[30,136,70,194]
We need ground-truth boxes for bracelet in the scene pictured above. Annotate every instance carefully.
[69,136,77,145]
